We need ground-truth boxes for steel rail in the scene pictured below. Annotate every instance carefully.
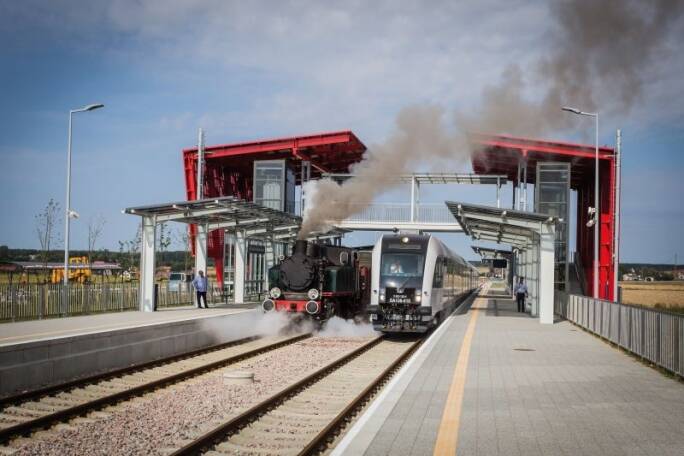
[298,338,422,455]
[171,336,385,455]
[171,336,420,456]
[0,335,259,408]
[0,333,311,444]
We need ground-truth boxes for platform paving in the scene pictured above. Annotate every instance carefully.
[0,305,256,346]
[335,292,684,456]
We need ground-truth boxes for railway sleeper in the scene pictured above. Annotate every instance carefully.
[7,402,60,413]
[214,440,295,456]
[1,407,44,418]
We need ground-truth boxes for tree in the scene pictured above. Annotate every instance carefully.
[174,226,192,272]
[157,222,172,266]
[35,199,61,283]
[117,223,142,278]
[87,215,106,261]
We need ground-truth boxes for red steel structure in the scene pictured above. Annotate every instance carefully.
[470,133,617,300]
[182,131,367,286]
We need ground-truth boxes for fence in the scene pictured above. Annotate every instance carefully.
[0,283,225,322]
[555,291,683,378]
[344,203,455,224]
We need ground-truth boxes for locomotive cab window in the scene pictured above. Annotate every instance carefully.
[381,253,424,277]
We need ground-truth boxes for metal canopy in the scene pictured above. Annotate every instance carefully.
[322,172,507,185]
[446,201,558,249]
[123,196,344,241]
[447,201,557,324]
[471,246,512,260]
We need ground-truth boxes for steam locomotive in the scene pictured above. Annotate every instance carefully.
[262,240,371,320]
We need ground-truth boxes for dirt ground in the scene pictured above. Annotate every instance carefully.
[620,281,684,312]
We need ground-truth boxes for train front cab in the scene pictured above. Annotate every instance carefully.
[367,234,478,334]
[367,234,430,333]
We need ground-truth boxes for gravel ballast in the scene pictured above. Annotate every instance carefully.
[8,336,373,456]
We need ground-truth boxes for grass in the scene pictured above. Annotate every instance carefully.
[619,281,684,314]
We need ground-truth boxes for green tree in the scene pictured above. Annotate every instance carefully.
[35,199,61,283]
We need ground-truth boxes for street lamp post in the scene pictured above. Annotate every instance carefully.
[562,106,599,299]
[63,104,104,312]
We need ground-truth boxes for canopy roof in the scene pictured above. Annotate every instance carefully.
[124,196,345,241]
[471,245,513,259]
[183,130,366,185]
[470,132,614,188]
[446,201,558,249]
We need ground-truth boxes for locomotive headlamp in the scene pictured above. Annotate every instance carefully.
[401,236,409,243]
[269,287,282,299]
[414,289,422,303]
[262,299,275,312]
[307,288,320,300]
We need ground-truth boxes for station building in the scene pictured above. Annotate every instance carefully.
[125,128,620,323]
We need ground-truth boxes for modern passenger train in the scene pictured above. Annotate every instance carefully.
[367,234,479,333]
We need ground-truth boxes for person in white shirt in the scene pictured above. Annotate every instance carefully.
[515,277,528,313]
[389,260,403,274]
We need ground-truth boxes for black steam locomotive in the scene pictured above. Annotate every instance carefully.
[262,240,371,320]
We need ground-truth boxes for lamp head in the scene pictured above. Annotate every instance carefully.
[83,103,104,111]
[562,106,582,115]
[72,103,105,113]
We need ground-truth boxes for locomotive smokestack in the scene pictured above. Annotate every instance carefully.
[293,239,308,256]
[306,242,321,258]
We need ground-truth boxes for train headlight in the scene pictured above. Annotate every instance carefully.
[269,287,282,299]
[305,300,320,315]
[414,289,422,303]
[307,288,320,300]
[380,293,385,302]
[262,299,275,312]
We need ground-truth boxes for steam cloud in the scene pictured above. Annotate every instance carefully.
[299,0,683,237]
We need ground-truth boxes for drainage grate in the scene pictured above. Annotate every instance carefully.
[513,348,536,352]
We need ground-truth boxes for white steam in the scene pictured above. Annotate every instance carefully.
[316,316,379,338]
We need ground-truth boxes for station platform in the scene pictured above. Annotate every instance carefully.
[334,292,684,455]
[0,305,259,397]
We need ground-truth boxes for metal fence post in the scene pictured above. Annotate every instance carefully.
[656,313,661,365]
[628,304,632,349]
[641,309,646,360]
[617,301,621,349]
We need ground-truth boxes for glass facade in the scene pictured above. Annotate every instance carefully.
[535,162,570,291]
[253,160,296,214]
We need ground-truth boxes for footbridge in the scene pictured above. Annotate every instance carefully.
[328,173,507,233]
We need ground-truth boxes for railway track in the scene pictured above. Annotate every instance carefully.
[0,333,310,445]
[172,336,421,456]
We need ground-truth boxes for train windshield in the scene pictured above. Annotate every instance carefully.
[380,253,424,277]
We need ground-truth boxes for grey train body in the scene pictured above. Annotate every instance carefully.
[367,234,479,334]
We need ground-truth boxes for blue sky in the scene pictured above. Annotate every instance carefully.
[1,1,682,263]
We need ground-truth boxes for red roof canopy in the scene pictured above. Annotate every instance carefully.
[470,133,614,188]
[183,130,366,184]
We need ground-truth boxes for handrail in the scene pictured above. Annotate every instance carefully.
[343,203,455,224]
[555,291,683,378]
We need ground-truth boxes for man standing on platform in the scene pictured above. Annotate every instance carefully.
[193,270,209,309]
[515,277,528,313]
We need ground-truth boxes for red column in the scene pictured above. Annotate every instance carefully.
[599,157,616,300]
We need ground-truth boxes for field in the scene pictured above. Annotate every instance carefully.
[620,281,684,313]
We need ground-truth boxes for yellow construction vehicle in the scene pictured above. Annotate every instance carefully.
[51,256,92,284]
